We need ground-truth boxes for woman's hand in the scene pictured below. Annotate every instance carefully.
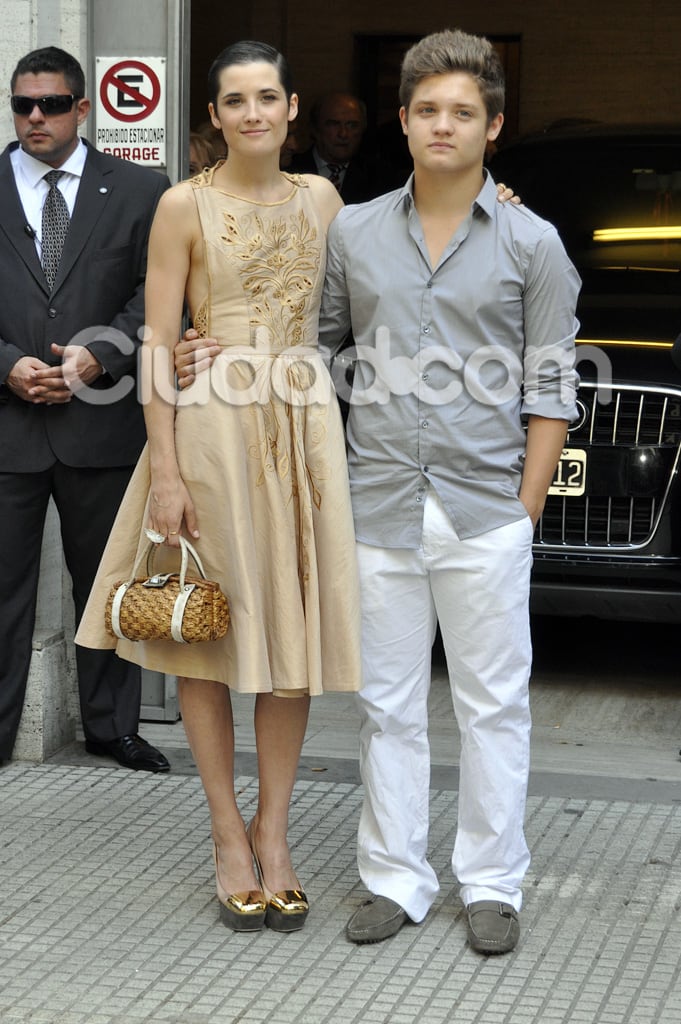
[147,475,200,546]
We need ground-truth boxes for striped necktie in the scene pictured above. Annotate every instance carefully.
[41,170,70,289]
[327,163,344,191]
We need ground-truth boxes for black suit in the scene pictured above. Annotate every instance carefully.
[290,147,391,205]
[0,140,169,759]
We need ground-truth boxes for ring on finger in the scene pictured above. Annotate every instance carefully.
[144,527,166,545]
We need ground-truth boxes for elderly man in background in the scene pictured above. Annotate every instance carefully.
[292,91,394,202]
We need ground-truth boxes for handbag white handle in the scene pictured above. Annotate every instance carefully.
[143,535,208,586]
[109,536,209,644]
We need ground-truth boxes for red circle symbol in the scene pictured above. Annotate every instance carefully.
[99,60,161,123]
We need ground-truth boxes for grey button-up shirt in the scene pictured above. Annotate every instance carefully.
[319,171,581,546]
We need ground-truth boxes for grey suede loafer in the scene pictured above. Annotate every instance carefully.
[466,900,520,955]
[346,895,409,944]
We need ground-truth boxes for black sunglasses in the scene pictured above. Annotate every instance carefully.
[11,94,80,116]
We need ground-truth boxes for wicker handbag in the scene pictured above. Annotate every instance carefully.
[105,536,230,644]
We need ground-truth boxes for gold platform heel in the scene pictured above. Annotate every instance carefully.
[213,843,267,932]
[247,825,309,933]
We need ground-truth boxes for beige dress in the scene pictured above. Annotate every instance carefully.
[76,170,362,696]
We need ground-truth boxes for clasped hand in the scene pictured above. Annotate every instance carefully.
[7,343,102,404]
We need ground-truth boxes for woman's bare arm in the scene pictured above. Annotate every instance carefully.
[143,183,201,543]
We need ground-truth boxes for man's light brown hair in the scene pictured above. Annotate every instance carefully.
[399,29,505,124]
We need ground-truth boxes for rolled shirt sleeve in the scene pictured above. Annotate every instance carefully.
[520,222,580,420]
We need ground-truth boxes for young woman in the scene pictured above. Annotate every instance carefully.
[77,41,362,933]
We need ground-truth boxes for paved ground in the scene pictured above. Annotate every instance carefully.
[2,629,681,1024]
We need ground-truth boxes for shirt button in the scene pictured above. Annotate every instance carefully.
[422,373,429,382]
[423,465,429,472]
[416,495,422,503]
[47,308,57,318]
[423,325,431,334]
[421,420,429,429]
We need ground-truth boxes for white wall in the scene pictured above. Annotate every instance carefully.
[1,0,88,149]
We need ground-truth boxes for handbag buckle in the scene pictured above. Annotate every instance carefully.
[143,573,174,588]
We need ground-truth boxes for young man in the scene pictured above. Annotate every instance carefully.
[318,28,580,954]
[0,47,170,771]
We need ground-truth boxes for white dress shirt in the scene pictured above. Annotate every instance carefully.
[312,147,347,190]
[10,140,87,262]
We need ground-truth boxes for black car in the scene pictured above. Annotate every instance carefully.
[490,123,681,622]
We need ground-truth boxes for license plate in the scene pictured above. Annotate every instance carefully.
[548,447,587,496]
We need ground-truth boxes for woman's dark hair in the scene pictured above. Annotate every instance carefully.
[208,41,293,108]
[11,46,85,97]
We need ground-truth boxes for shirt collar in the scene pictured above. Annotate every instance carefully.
[391,172,415,210]
[476,168,500,218]
[392,167,499,218]
[17,138,87,189]
[312,147,347,173]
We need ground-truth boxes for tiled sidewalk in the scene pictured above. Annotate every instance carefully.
[1,762,680,1024]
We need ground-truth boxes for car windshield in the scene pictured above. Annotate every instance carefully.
[491,136,681,342]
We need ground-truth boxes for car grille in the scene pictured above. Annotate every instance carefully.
[536,382,681,550]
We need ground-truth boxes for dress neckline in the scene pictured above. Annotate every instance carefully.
[202,164,303,206]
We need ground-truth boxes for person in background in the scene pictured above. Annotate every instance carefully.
[192,118,228,161]
[279,118,300,170]
[188,130,219,175]
[291,91,389,203]
[0,46,170,772]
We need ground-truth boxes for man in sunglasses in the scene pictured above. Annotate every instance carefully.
[0,46,171,772]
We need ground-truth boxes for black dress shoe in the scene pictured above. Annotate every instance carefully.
[85,734,170,773]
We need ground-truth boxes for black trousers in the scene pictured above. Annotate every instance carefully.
[0,462,141,760]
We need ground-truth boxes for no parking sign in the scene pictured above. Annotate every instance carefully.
[95,57,166,167]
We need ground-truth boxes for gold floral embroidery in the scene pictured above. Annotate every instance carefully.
[217,203,327,523]
[192,299,208,338]
[219,209,319,349]
[197,182,331,577]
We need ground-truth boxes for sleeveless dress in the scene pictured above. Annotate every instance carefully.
[76,170,362,697]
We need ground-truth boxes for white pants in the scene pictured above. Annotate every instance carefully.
[356,490,534,922]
